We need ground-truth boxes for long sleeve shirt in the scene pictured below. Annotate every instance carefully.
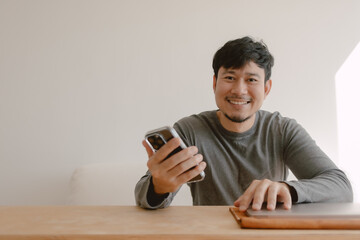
[135,110,353,209]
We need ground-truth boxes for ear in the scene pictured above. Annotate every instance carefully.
[213,75,217,92]
[264,79,272,98]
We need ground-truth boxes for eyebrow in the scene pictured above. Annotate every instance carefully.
[222,70,261,78]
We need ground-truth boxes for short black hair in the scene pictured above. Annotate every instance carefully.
[212,36,274,81]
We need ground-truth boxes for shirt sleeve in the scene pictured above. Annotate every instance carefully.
[134,123,192,209]
[281,119,353,203]
[134,170,176,209]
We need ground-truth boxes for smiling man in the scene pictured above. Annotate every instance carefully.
[135,36,353,210]
[214,63,271,133]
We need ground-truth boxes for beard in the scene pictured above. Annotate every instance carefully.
[224,113,252,123]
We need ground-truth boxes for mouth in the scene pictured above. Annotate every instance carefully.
[226,97,251,105]
[228,100,250,105]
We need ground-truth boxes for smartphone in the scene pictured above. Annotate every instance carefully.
[145,126,205,183]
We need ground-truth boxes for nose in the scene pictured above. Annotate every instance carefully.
[230,79,248,95]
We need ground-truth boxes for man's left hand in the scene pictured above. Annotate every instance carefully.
[234,179,292,211]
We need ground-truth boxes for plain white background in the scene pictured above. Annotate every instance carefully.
[0,0,359,205]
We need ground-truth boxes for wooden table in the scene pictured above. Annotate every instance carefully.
[0,205,359,239]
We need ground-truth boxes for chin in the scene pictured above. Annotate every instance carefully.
[224,113,251,123]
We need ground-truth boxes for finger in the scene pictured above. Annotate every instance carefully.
[266,183,279,210]
[177,161,206,183]
[142,140,154,157]
[152,138,182,164]
[233,198,241,207]
[279,183,292,210]
[168,153,203,177]
[252,180,271,210]
[267,183,292,210]
[235,180,260,211]
[165,147,199,173]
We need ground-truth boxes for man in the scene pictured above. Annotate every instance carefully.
[135,36,353,210]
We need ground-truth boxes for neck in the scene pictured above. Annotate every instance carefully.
[216,111,256,133]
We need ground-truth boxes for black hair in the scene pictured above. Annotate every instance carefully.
[212,36,274,81]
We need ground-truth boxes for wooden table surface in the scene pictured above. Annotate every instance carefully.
[0,205,359,239]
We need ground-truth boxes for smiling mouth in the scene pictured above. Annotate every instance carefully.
[228,100,250,105]
[227,97,252,105]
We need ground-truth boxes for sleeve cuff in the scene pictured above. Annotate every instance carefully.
[147,177,170,206]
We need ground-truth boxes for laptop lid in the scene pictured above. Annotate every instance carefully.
[246,203,360,218]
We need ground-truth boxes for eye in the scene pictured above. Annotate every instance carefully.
[248,78,258,83]
[224,76,235,81]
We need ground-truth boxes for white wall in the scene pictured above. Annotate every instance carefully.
[0,0,359,205]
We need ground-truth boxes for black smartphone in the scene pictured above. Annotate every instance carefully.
[145,126,205,183]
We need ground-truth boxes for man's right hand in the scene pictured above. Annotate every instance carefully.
[142,138,206,194]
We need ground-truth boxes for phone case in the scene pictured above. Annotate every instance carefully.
[145,126,205,183]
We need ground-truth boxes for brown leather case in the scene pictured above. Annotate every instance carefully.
[229,207,360,229]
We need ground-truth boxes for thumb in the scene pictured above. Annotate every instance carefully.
[142,139,154,158]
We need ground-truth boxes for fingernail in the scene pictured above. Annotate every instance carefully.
[239,205,247,211]
[284,203,291,209]
[190,146,198,154]
[252,203,260,210]
[267,203,274,210]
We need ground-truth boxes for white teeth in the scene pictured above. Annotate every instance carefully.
[229,100,248,105]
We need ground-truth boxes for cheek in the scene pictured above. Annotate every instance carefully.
[214,83,229,94]
[214,89,221,102]
[214,88,225,106]
[251,87,266,98]
[214,87,227,101]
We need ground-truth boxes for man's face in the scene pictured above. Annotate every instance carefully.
[213,61,272,131]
